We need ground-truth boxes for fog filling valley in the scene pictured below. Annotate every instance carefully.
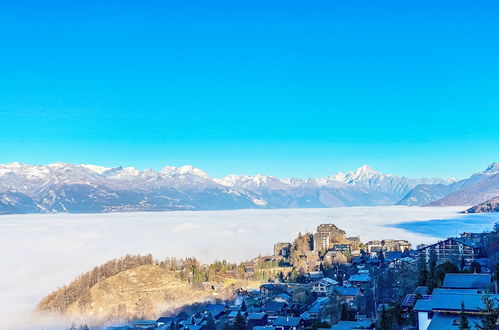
[1,206,498,330]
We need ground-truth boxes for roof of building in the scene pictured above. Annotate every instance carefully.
[247,312,267,320]
[308,271,324,279]
[272,316,303,327]
[417,237,485,251]
[427,313,482,330]
[132,320,156,326]
[227,311,240,318]
[415,286,429,296]
[276,293,292,300]
[261,283,284,290]
[331,320,374,329]
[442,274,491,289]
[316,277,339,286]
[385,251,405,261]
[156,317,176,324]
[334,287,361,296]
[415,291,499,312]
[413,298,433,312]
[263,301,287,313]
[348,274,371,282]
[451,237,484,248]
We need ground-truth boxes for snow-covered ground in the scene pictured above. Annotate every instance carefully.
[0,206,496,330]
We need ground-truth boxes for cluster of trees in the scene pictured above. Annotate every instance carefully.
[289,232,314,273]
[38,254,154,313]
[159,257,249,285]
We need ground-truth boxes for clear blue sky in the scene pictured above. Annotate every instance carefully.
[0,1,498,179]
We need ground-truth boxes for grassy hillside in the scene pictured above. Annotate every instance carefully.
[37,255,270,325]
[65,264,214,322]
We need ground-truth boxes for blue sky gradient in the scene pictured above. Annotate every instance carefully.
[0,1,498,178]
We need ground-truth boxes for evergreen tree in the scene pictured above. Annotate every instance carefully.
[476,295,499,330]
[459,302,471,330]
[427,247,438,291]
[417,252,429,286]
[205,313,216,330]
[460,255,466,271]
[377,250,385,268]
[233,311,247,330]
[470,261,482,274]
[337,272,344,286]
[493,263,499,294]
[377,305,391,330]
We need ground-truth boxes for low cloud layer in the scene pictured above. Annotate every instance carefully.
[0,206,495,329]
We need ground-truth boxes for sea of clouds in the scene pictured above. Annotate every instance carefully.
[1,206,497,330]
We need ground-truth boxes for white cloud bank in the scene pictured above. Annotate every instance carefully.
[0,206,486,329]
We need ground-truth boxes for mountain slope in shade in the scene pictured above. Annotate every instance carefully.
[398,162,499,206]
[429,172,499,207]
[463,196,499,213]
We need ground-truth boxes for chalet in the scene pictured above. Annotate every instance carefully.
[331,319,375,329]
[263,301,288,316]
[272,316,304,330]
[414,290,499,330]
[416,236,486,267]
[273,293,292,303]
[312,277,339,294]
[300,297,330,321]
[333,287,362,307]
[366,239,411,253]
[260,283,286,296]
[306,271,324,281]
[347,274,371,287]
[247,312,269,328]
[203,303,226,319]
[274,243,292,258]
[332,244,351,254]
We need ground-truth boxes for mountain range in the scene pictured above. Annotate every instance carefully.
[0,162,497,214]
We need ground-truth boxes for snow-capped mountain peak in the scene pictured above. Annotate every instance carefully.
[160,165,210,179]
[0,161,492,214]
[343,164,382,184]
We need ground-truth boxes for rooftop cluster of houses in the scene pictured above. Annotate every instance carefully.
[274,224,412,271]
[104,267,377,330]
[413,273,496,330]
[103,227,499,330]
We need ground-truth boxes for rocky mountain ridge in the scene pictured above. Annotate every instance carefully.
[0,162,496,214]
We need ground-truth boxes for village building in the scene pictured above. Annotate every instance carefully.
[247,312,268,328]
[332,244,351,254]
[272,316,304,330]
[312,277,338,294]
[347,236,361,250]
[416,236,486,266]
[274,242,292,258]
[333,287,362,308]
[414,273,498,330]
[313,224,347,252]
[347,274,371,287]
[366,239,411,253]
